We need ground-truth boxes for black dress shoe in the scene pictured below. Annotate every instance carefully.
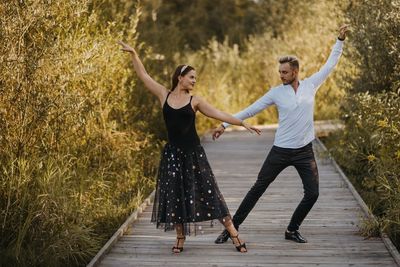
[215,229,230,244]
[285,230,307,243]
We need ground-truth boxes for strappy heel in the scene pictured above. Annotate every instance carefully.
[231,235,247,253]
[172,236,186,253]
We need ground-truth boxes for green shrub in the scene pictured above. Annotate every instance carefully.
[327,92,400,248]
[344,0,400,93]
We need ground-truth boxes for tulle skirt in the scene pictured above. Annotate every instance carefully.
[151,143,230,235]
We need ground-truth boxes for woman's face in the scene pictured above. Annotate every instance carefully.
[179,70,196,91]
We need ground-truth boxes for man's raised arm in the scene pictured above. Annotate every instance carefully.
[308,25,349,90]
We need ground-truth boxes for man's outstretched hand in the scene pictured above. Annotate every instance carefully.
[338,25,349,40]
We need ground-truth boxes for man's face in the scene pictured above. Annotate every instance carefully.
[279,63,298,85]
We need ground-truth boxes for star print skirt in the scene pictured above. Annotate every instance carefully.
[151,143,230,235]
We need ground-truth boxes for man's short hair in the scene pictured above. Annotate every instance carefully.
[278,55,299,70]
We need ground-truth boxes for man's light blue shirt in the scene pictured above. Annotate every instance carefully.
[223,39,344,148]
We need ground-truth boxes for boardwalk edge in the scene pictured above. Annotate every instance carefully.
[315,137,400,267]
[86,191,155,267]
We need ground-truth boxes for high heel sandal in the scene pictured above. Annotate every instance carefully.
[172,236,186,253]
[231,235,247,253]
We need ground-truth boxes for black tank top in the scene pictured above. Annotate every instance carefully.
[163,92,200,149]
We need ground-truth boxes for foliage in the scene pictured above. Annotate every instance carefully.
[344,0,400,93]
[327,92,400,247]
[0,1,160,266]
[324,0,400,249]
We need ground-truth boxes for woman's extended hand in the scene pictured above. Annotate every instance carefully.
[118,41,136,53]
[241,121,261,135]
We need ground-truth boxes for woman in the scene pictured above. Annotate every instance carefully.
[118,41,260,254]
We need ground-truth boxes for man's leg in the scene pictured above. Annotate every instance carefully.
[215,146,288,243]
[286,143,319,243]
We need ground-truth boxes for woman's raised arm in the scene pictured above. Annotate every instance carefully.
[118,41,168,103]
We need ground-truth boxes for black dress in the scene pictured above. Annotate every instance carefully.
[151,92,230,235]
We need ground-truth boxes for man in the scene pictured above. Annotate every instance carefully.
[213,25,349,244]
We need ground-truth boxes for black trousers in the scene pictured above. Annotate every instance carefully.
[232,142,319,232]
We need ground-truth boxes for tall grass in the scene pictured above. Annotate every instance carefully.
[0,1,160,266]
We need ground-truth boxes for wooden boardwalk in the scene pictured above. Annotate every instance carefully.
[95,129,399,267]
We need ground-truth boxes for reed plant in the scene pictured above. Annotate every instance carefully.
[0,1,160,266]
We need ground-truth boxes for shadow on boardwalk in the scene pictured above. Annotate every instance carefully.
[93,129,398,267]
